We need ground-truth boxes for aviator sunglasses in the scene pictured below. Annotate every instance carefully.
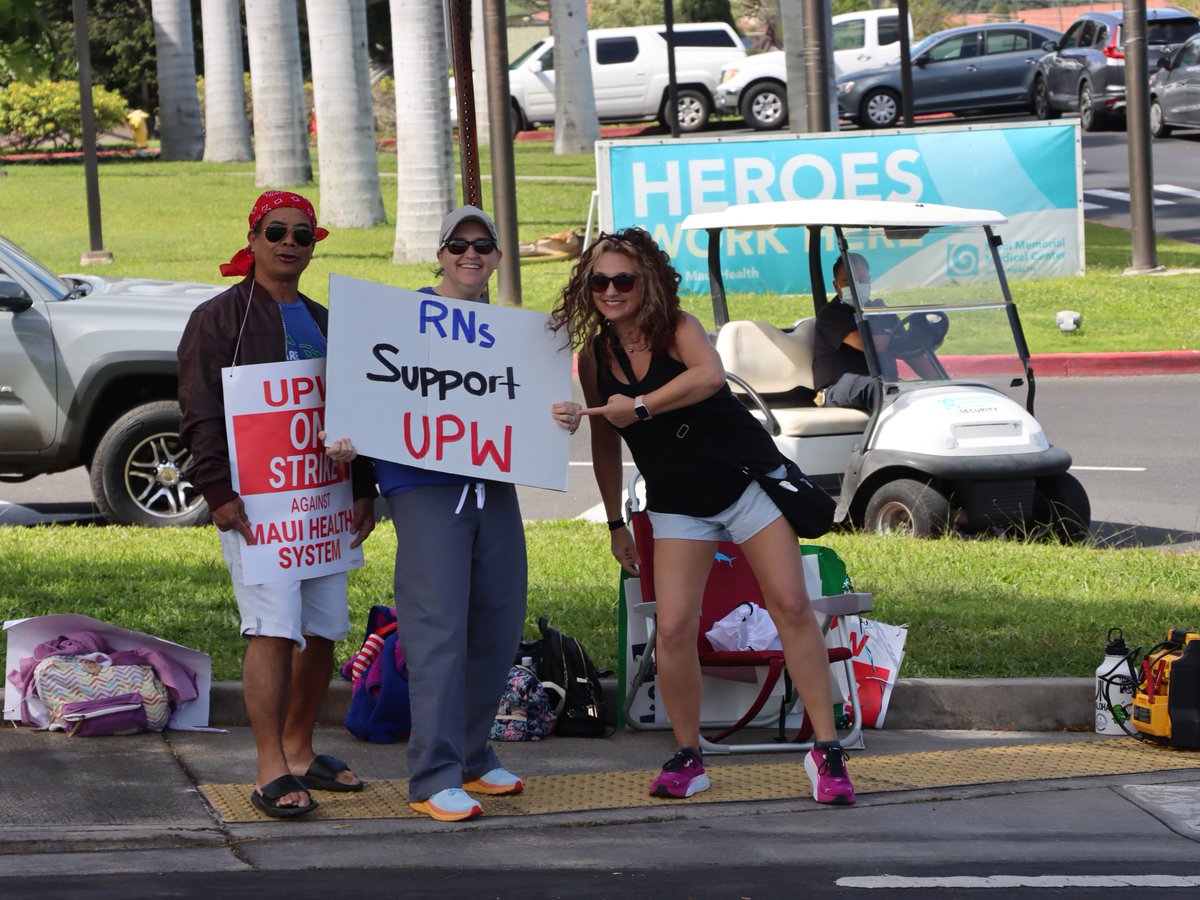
[589,273,638,293]
[442,238,498,255]
[261,222,315,247]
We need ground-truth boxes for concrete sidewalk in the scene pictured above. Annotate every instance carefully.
[3,677,1199,884]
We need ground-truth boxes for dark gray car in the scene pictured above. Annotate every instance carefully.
[1150,32,1200,137]
[837,22,1061,129]
[1033,6,1200,131]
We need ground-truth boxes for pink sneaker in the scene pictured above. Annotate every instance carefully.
[804,745,856,805]
[650,747,710,798]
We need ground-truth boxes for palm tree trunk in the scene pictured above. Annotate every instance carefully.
[551,0,600,155]
[306,0,385,227]
[200,0,253,163]
[151,0,205,160]
[389,0,454,263]
[245,0,312,187]
[471,0,490,147]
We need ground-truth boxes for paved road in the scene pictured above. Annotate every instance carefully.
[5,375,1199,550]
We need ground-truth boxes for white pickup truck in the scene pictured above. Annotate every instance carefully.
[479,22,746,135]
[714,9,911,130]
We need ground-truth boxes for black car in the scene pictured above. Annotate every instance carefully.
[1150,31,1200,137]
[836,22,1061,129]
[1034,6,1200,131]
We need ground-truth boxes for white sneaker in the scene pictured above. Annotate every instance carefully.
[463,766,524,795]
[409,787,483,821]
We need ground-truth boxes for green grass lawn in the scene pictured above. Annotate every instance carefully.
[2,142,1199,683]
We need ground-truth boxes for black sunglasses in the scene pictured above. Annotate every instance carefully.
[589,273,638,293]
[262,222,315,247]
[442,238,497,255]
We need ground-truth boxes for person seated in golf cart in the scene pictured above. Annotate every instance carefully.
[813,253,938,411]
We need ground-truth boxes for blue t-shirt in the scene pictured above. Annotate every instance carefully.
[373,287,473,496]
[279,300,327,360]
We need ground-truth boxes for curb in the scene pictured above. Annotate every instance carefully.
[207,676,1097,732]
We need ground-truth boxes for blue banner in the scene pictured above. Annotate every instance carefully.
[597,121,1082,294]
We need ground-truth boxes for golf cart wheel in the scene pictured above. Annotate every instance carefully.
[1079,82,1106,132]
[741,81,788,130]
[864,479,951,537]
[861,89,900,128]
[1033,76,1060,120]
[1150,100,1172,139]
[89,400,210,527]
[1031,473,1091,544]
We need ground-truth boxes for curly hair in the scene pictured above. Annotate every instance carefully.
[548,227,683,365]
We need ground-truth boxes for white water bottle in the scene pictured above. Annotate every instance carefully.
[1095,628,1135,735]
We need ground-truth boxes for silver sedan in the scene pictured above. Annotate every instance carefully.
[837,22,1061,129]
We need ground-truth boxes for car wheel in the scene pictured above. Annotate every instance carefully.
[510,101,527,139]
[741,81,788,130]
[1029,473,1091,544]
[671,88,711,133]
[1079,82,1105,132]
[1149,99,1172,138]
[1033,76,1060,120]
[860,89,900,128]
[89,400,210,527]
[863,479,951,537]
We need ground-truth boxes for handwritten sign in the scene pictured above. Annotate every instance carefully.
[222,358,364,585]
[323,275,573,491]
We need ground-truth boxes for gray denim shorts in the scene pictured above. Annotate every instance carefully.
[647,465,786,544]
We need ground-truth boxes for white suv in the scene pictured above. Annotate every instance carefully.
[715,9,909,130]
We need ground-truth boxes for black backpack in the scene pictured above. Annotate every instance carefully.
[523,616,613,738]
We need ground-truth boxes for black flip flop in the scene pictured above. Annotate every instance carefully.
[299,753,365,793]
[250,774,319,818]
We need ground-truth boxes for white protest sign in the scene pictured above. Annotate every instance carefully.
[323,275,573,491]
[221,358,364,585]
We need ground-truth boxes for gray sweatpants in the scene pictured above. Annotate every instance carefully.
[387,481,527,802]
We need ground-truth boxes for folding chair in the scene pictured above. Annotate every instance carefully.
[621,471,872,755]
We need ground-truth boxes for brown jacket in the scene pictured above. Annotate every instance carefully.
[177,275,376,510]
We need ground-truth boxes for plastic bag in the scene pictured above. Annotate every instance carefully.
[704,601,782,652]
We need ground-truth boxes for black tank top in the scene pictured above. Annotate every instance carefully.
[594,338,781,517]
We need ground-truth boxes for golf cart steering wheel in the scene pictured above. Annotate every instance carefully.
[889,311,949,358]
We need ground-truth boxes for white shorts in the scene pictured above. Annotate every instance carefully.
[218,529,351,650]
[647,467,785,544]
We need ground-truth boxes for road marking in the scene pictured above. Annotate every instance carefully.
[1085,188,1175,206]
[1071,465,1146,472]
[836,874,1200,889]
[568,461,636,466]
[1155,183,1200,200]
[1081,201,1106,211]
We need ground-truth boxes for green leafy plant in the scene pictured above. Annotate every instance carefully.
[0,80,126,151]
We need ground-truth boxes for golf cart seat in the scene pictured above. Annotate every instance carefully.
[716,319,868,437]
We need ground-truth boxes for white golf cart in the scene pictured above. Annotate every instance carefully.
[680,199,1090,541]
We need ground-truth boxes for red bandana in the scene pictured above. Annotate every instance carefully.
[220,190,330,277]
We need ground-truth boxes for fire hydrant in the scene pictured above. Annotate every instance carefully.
[126,109,150,151]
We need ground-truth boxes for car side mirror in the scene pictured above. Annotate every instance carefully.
[0,293,34,313]
[913,54,928,67]
[1042,40,1059,52]
[528,59,543,73]
[1156,55,1170,70]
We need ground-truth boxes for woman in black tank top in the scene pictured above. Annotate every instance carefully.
[547,229,856,806]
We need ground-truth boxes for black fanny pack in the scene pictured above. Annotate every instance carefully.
[744,458,836,539]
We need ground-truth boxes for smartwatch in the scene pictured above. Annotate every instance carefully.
[634,395,653,421]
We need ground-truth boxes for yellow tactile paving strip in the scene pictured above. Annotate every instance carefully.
[201,740,1200,824]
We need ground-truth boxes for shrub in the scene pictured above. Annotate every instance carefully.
[0,80,127,151]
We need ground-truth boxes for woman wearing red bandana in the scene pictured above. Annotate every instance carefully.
[178,191,377,818]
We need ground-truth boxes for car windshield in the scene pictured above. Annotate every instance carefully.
[840,225,1028,404]
[509,39,547,69]
[0,236,71,300]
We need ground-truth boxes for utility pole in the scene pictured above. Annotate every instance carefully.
[72,0,112,265]
[483,0,522,303]
[802,0,831,131]
[1122,0,1162,273]
[897,0,914,127]
[663,1,680,138]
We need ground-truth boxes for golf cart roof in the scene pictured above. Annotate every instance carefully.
[681,199,1007,232]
